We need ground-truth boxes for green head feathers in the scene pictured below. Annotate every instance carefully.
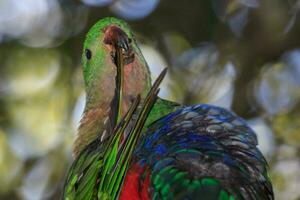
[83,17,137,88]
[81,17,151,108]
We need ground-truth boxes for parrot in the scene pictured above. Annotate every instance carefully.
[63,17,273,200]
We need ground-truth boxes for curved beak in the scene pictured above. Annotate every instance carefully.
[104,25,130,52]
[104,25,133,66]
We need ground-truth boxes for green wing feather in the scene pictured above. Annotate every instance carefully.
[63,68,167,200]
[114,47,124,125]
[98,68,167,199]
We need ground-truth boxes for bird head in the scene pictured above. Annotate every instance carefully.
[82,17,151,111]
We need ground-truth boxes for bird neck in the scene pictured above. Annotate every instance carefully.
[73,54,151,157]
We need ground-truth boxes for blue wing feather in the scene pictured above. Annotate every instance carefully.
[129,104,273,200]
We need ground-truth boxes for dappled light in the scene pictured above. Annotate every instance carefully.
[0,0,300,199]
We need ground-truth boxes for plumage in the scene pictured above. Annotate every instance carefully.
[119,104,273,200]
[63,17,273,200]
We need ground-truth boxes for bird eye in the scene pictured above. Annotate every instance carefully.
[85,49,92,60]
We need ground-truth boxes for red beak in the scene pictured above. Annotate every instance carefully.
[103,25,130,52]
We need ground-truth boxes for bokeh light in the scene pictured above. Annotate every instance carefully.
[110,0,160,20]
[1,0,300,199]
[171,44,236,108]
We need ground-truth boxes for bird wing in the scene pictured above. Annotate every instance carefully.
[120,104,273,200]
[63,69,167,200]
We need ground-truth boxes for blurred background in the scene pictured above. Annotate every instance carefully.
[0,0,300,199]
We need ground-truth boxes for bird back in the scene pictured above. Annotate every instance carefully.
[119,104,273,200]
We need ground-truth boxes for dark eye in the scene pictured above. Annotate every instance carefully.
[85,49,92,60]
